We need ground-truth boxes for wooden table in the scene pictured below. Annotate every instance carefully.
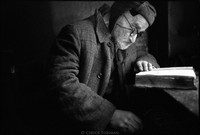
[130,72,199,134]
[163,73,199,116]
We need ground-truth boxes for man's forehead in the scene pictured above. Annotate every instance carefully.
[125,11,149,28]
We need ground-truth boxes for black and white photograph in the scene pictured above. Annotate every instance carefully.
[1,0,199,135]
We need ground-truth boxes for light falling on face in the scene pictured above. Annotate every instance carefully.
[112,11,149,50]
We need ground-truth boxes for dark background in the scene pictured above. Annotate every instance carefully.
[1,1,199,134]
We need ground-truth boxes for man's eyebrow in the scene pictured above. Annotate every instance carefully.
[116,23,133,31]
[134,22,147,32]
[134,23,141,30]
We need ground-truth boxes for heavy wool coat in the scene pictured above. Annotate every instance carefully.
[47,9,159,131]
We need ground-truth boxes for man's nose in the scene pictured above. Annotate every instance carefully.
[130,34,137,43]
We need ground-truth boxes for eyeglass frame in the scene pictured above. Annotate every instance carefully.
[115,14,143,37]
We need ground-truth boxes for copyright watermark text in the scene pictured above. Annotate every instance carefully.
[81,130,119,135]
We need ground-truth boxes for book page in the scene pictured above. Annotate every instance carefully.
[136,67,196,78]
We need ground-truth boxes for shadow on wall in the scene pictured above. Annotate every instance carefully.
[168,1,200,69]
[147,1,168,67]
[2,1,54,134]
[148,1,200,69]
[49,1,113,35]
[2,1,113,134]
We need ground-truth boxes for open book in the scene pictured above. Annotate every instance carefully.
[134,67,197,90]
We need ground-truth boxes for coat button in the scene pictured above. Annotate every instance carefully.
[97,73,102,79]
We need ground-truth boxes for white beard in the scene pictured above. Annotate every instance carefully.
[117,34,137,50]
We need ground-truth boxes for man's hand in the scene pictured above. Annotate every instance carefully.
[135,60,155,72]
[109,110,143,133]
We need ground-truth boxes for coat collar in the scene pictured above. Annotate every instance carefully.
[95,10,112,44]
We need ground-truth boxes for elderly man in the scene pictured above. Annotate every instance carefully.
[46,1,166,134]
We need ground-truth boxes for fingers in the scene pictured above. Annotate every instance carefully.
[148,63,157,71]
[128,113,143,131]
[110,110,143,134]
[119,122,129,133]
[125,121,137,133]
[129,115,142,128]
[123,119,141,133]
[136,61,156,72]
[136,61,143,71]
[142,62,148,71]
[122,113,143,133]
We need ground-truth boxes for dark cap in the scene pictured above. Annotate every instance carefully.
[109,1,156,31]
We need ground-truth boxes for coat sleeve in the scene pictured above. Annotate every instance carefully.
[135,34,160,68]
[47,25,116,131]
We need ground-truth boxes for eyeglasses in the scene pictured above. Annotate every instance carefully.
[116,14,143,37]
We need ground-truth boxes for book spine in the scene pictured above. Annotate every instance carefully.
[135,76,197,90]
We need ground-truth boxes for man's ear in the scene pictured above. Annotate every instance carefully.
[99,4,111,28]
[99,4,110,16]
[103,13,110,28]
